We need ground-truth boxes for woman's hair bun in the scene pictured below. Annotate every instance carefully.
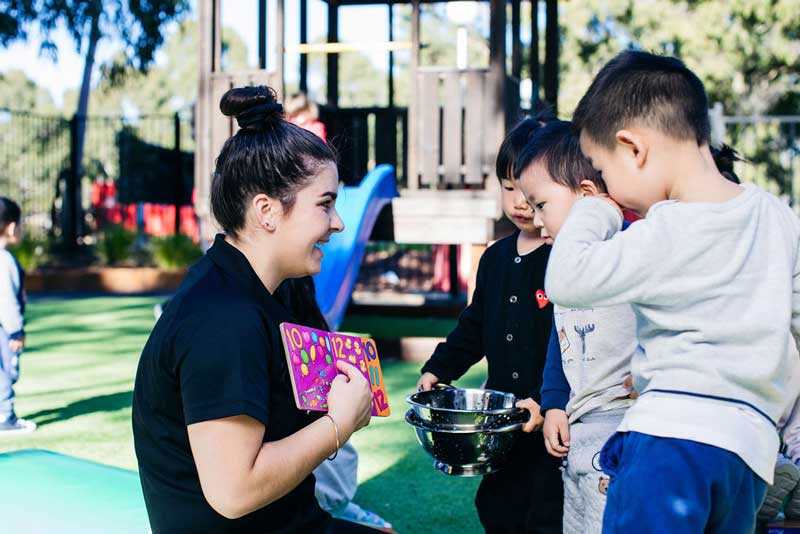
[219,85,284,131]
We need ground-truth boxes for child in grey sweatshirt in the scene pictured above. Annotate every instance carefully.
[514,119,639,534]
[550,50,800,533]
[0,197,35,434]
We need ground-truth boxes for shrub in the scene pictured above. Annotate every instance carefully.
[149,233,203,271]
[10,237,48,271]
[97,225,137,266]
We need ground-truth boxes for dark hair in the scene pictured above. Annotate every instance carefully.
[274,276,329,331]
[711,144,742,184]
[572,50,711,149]
[212,86,336,236]
[514,120,606,193]
[496,114,553,180]
[0,197,21,235]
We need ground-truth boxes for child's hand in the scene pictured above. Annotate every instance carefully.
[417,372,440,392]
[624,374,639,399]
[516,397,545,432]
[9,337,24,353]
[543,409,570,458]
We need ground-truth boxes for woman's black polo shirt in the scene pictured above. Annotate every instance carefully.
[421,232,553,400]
[132,235,329,533]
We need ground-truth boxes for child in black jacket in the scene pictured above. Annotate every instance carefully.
[418,117,563,534]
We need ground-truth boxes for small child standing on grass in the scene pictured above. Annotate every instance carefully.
[0,197,35,434]
[515,123,745,534]
[513,120,640,534]
[547,50,800,533]
[418,117,563,533]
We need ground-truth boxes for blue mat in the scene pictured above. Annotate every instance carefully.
[0,449,149,533]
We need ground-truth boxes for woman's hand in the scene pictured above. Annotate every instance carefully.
[417,372,440,392]
[516,397,544,433]
[542,409,570,458]
[327,361,373,441]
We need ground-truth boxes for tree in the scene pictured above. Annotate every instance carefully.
[0,70,57,112]
[1,0,189,245]
[67,18,249,116]
[556,0,800,195]
[557,0,800,116]
[0,72,68,239]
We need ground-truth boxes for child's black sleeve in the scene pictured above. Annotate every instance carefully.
[420,250,488,382]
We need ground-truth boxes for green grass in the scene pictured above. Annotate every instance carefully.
[341,314,458,339]
[0,296,486,534]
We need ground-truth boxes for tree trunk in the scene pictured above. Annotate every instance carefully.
[71,15,101,242]
[543,0,559,113]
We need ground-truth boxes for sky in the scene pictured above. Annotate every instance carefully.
[0,0,391,108]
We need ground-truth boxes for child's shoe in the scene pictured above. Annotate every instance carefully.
[0,416,37,435]
[759,455,800,522]
[784,467,800,519]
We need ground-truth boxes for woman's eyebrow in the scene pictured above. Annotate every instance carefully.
[320,191,338,201]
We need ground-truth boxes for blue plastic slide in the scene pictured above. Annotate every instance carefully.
[314,164,398,330]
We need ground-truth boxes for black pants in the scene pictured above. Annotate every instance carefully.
[475,431,564,534]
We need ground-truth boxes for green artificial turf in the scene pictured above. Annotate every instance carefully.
[0,296,487,533]
[340,314,458,339]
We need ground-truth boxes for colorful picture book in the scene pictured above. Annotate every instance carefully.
[279,322,390,417]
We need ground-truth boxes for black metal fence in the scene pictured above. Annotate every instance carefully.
[1,106,409,245]
[0,110,70,240]
[0,108,194,245]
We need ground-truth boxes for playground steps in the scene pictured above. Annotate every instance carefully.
[392,189,502,244]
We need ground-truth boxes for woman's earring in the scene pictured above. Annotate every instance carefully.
[263,220,275,231]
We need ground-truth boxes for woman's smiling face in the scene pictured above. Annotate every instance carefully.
[274,161,344,277]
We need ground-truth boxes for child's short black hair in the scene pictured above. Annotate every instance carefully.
[495,114,552,181]
[514,120,606,193]
[0,197,21,235]
[572,50,711,149]
[711,144,742,184]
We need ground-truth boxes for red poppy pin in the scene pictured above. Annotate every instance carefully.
[535,289,549,309]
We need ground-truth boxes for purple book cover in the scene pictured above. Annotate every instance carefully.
[279,322,390,417]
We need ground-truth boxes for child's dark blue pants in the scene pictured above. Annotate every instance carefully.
[600,431,767,534]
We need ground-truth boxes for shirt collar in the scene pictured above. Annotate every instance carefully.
[206,233,274,300]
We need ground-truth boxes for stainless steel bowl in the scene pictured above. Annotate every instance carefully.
[405,409,522,476]
[405,384,527,429]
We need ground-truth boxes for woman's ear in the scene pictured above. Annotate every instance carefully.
[579,180,602,197]
[251,194,280,232]
[615,129,648,168]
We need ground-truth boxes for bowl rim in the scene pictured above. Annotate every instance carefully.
[405,387,523,415]
[405,409,524,434]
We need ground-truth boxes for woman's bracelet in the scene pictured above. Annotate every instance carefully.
[323,414,340,461]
